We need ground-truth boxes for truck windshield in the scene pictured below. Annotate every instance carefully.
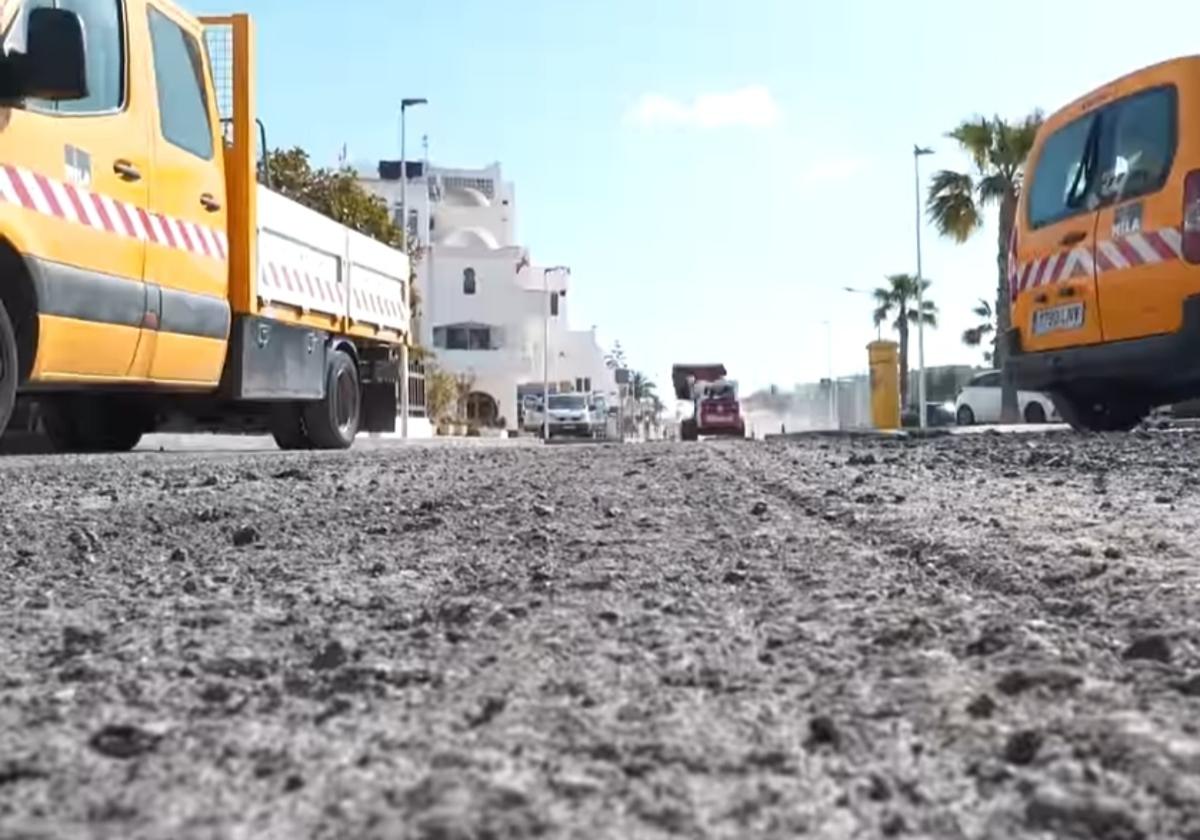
[549,395,586,410]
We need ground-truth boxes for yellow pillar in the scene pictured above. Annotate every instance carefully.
[868,340,900,430]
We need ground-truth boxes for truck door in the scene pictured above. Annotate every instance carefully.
[140,3,230,385]
[1090,84,1184,343]
[1014,108,1104,353]
[3,0,149,380]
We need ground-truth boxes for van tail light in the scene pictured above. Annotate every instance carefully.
[1183,170,1200,264]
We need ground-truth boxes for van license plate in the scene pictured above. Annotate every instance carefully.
[1032,302,1084,336]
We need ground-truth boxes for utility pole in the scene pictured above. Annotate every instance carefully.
[913,144,934,431]
[542,266,570,441]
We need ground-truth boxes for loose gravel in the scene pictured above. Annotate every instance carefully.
[3,432,1200,839]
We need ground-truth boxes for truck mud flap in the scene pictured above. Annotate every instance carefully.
[220,315,327,401]
[361,382,398,433]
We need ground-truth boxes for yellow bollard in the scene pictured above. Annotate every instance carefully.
[868,340,901,430]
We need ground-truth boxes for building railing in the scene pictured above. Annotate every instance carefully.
[407,359,427,418]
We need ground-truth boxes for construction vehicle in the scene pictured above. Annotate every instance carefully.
[673,363,745,441]
[0,2,410,451]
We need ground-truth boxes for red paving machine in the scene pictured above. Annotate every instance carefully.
[673,364,746,441]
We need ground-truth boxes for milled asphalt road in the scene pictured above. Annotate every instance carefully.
[3,431,1200,839]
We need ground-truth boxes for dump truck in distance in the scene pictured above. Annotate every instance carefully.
[0,2,410,451]
[673,363,745,441]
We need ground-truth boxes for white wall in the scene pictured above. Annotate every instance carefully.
[359,161,610,429]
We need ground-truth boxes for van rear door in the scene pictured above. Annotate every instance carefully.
[1014,109,1104,353]
[1091,83,1187,343]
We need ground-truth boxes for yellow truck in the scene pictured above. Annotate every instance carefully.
[0,1,411,451]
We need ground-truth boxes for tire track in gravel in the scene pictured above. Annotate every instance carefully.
[7,439,1200,838]
[709,434,1200,839]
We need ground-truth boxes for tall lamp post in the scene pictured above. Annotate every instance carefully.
[399,98,427,243]
[913,144,934,431]
[397,98,426,439]
[542,266,570,441]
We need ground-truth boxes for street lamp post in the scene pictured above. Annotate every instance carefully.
[399,98,427,247]
[397,98,426,440]
[913,145,934,431]
[542,266,570,441]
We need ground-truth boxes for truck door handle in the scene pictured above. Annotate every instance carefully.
[1034,293,1049,304]
[1059,230,1087,246]
[112,160,141,181]
[1058,285,1078,297]
[199,193,221,212]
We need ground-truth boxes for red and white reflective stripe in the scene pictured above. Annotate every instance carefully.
[260,260,345,307]
[1094,228,1182,272]
[352,288,405,320]
[1013,227,1184,294]
[0,164,227,260]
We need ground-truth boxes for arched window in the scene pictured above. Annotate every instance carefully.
[463,267,477,295]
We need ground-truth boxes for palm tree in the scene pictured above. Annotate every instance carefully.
[961,298,995,365]
[927,113,1042,422]
[873,274,938,409]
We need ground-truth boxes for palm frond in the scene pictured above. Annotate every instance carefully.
[977,172,1014,208]
[927,170,981,243]
[947,118,994,170]
[971,298,993,320]
[962,327,982,346]
[992,111,1043,173]
[872,305,890,327]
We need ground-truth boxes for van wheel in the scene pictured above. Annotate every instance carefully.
[269,404,311,450]
[41,396,151,453]
[1024,402,1047,424]
[956,405,975,426]
[0,300,17,439]
[303,349,360,449]
[1052,392,1147,433]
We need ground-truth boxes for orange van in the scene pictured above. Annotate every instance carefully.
[1008,56,1200,431]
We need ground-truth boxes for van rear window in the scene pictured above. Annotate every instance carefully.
[1027,85,1177,229]
[1028,114,1098,229]
[1096,86,1177,206]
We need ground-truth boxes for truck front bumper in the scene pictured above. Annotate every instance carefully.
[1009,293,1200,401]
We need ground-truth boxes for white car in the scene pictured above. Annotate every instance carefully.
[954,370,1058,425]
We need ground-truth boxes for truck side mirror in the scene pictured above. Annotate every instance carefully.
[22,8,88,101]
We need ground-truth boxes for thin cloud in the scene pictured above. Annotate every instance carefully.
[625,86,782,129]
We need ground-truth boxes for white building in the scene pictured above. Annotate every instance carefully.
[359,160,615,429]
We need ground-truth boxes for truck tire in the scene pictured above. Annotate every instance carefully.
[41,396,149,453]
[303,349,360,449]
[680,419,698,441]
[269,404,310,450]
[0,300,17,440]
[1051,391,1147,433]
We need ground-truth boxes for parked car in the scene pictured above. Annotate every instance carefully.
[544,393,606,439]
[954,371,1058,425]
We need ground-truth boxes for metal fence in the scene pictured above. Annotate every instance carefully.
[407,359,426,418]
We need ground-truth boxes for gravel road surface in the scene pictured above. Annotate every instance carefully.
[3,432,1200,839]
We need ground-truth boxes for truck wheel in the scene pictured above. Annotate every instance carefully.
[0,300,17,440]
[680,419,698,441]
[303,349,360,449]
[41,396,149,453]
[269,404,310,450]
[1052,391,1147,433]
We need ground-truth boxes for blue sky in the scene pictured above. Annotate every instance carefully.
[203,0,1200,393]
